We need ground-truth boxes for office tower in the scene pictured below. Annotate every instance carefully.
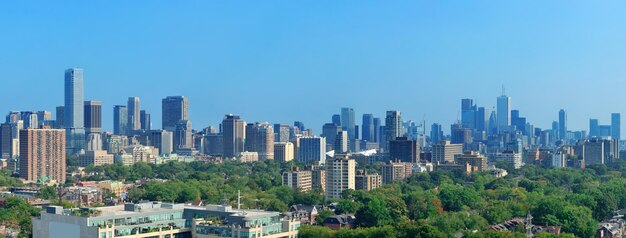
[454,151,488,171]
[355,170,382,191]
[65,68,85,155]
[274,142,294,163]
[488,111,498,135]
[84,100,102,135]
[0,123,12,159]
[476,107,488,131]
[332,114,341,126]
[55,106,65,129]
[430,123,443,144]
[431,140,463,163]
[589,119,599,138]
[113,105,128,135]
[612,113,621,141]
[355,125,359,140]
[6,111,20,124]
[282,169,312,192]
[361,114,375,142]
[127,97,141,132]
[174,120,193,150]
[381,161,412,184]
[325,154,355,199]
[204,131,222,156]
[497,91,511,132]
[20,111,38,129]
[86,133,102,151]
[334,131,349,153]
[559,109,567,140]
[245,122,275,160]
[322,123,342,149]
[383,111,402,152]
[373,117,381,143]
[222,115,246,158]
[340,108,355,142]
[389,137,420,163]
[298,136,326,164]
[147,130,173,155]
[451,123,472,145]
[294,121,305,132]
[273,124,290,143]
[461,99,476,129]
[36,111,52,127]
[140,110,151,131]
[19,129,66,183]
[162,96,189,131]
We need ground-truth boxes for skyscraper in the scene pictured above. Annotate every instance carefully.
[430,123,443,144]
[334,131,349,153]
[55,106,65,129]
[559,109,567,140]
[612,113,620,141]
[332,114,341,126]
[222,115,246,158]
[64,68,85,155]
[389,137,420,163]
[383,110,402,152]
[461,99,476,129]
[245,122,275,160]
[162,96,189,131]
[113,105,128,136]
[589,119,599,138]
[127,97,141,133]
[84,100,102,135]
[19,129,66,183]
[373,117,381,143]
[140,110,151,130]
[361,114,375,142]
[174,120,193,151]
[340,108,355,142]
[298,136,326,164]
[497,91,511,133]
[273,124,290,143]
[476,107,488,132]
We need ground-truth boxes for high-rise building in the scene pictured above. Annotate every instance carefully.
[273,124,290,143]
[334,131,349,153]
[84,100,102,135]
[274,142,294,163]
[373,117,381,143]
[381,161,412,184]
[589,119,599,138]
[245,122,274,160]
[476,107,488,131]
[64,68,85,155]
[431,140,463,164]
[0,123,13,159]
[162,96,189,131]
[113,105,128,135]
[361,114,375,142]
[174,120,193,151]
[222,115,246,158]
[322,123,342,150]
[488,111,498,135]
[325,154,355,199]
[559,109,567,140]
[127,97,141,133]
[21,111,38,129]
[497,92,511,132]
[450,123,472,145]
[311,168,326,191]
[355,170,382,191]
[341,108,355,142]
[140,110,151,131]
[294,121,305,132]
[36,111,52,127]
[282,169,312,192]
[461,99,477,129]
[298,136,326,164]
[332,114,341,126]
[55,106,65,129]
[19,129,66,183]
[389,137,420,163]
[430,123,443,144]
[612,113,620,141]
[383,110,402,152]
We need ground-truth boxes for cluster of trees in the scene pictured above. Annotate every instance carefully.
[0,197,42,237]
[46,160,626,237]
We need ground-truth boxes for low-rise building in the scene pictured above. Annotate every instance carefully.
[354,170,382,191]
[33,202,301,238]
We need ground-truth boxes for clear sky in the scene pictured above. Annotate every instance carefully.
[1,1,626,134]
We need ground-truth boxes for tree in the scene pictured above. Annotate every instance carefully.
[315,210,335,225]
[335,199,362,214]
[355,198,391,227]
[37,186,58,200]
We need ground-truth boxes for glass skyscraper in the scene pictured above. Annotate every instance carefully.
[64,68,85,155]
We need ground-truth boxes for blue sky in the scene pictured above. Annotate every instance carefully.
[1,1,626,134]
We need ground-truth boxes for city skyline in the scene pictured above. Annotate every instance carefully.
[2,1,626,134]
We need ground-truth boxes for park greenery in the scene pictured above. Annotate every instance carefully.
[5,159,626,237]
